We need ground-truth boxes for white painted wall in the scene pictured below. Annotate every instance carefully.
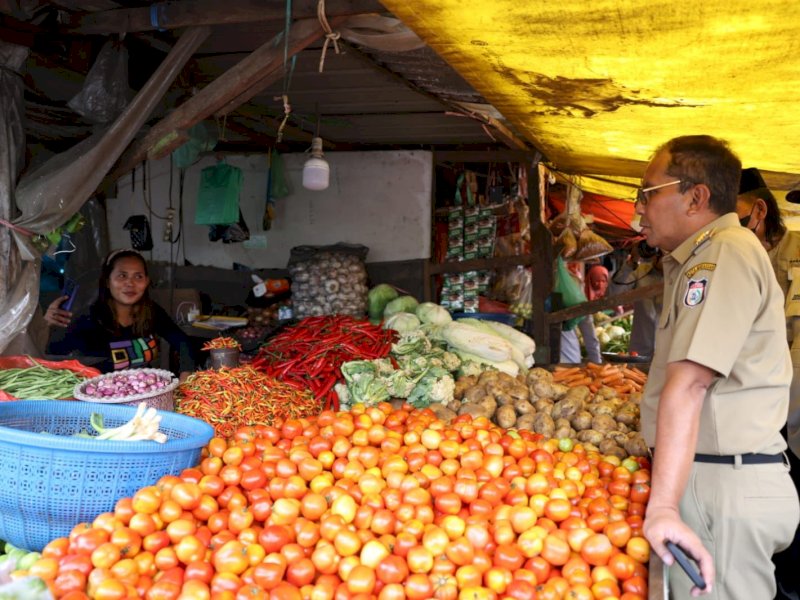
[108,150,433,268]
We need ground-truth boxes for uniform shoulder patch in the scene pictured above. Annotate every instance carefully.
[685,262,716,278]
[684,278,707,307]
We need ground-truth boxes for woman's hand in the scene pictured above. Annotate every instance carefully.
[44,296,73,328]
[178,371,191,384]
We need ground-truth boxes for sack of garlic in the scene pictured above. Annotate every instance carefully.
[288,244,370,318]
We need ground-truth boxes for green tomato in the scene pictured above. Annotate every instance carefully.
[557,437,575,452]
[622,457,640,473]
[17,551,41,571]
[7,548,26,565]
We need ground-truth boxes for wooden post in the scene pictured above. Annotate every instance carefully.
[528,160,554,364]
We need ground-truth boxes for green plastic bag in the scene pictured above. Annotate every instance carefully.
[195,162,242,225]
[172,122,218,169]
[554,257,587,331]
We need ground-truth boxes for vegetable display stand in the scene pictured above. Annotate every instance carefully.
[0,400,213,551]
[73,368,178,411]
[209,348,240,369]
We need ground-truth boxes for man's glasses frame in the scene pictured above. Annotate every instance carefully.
[636,180,683,206]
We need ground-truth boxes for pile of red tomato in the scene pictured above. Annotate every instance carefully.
[20,403,651,599]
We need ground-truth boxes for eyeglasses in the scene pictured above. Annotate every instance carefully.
[636,180,683,206]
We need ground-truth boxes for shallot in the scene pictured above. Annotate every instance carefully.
[80,371,172,399]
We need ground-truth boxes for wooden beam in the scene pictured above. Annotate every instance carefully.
[434,150,533,164]
[109,17,330,180]
[342,40,531,152]
[444,110,530,151]
[545,282,664,325]
[64,0,383,34]
[427,255,537,276]
[213,15,347,118]
[0,0,42,18]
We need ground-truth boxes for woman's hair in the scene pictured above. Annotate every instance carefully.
[93,249,155,337]
[739,192,787,249]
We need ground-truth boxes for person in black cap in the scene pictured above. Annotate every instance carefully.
[736,167,800,600]
[736,167,786,250]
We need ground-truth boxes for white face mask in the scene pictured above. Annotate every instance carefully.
[630,213,643,233]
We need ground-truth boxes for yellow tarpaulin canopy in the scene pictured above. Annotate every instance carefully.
[380,0,800,217]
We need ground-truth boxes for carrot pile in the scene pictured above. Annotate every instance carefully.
[251,315,396,411]
[551,362,648,394]
[175,366,320,438]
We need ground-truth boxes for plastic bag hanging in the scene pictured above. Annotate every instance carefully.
[123,215,153,251]
[195,161,242,225]
[553,257,588,331]
[208,209,250,244]
[67,39,132,124]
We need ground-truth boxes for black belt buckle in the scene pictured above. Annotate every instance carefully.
[694,453,784,465]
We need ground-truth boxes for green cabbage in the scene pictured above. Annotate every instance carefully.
[368,284,399,324]
[383,312,421,334]
[383,295,419,319]
[415,302,452,326]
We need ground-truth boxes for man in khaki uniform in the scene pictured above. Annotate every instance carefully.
[635,135,799,598]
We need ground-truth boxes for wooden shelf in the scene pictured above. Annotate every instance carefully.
[427,255,534,275]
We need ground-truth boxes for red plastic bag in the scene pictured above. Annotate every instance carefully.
[0,356,101,400]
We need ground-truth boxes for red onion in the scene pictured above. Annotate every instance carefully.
[81,371,172,399]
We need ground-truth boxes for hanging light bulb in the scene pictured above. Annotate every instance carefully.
[302,137,330,191]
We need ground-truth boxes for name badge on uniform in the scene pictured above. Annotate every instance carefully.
[684,278,707,307]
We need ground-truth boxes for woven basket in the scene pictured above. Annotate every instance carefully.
[73,368,179,411]
[0,400,214,551]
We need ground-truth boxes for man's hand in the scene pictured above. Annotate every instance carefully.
[44,296,73,328]
[645,506,715,595]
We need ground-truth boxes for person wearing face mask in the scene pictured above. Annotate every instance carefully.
[736,168,800,600]
[44,249,195,380]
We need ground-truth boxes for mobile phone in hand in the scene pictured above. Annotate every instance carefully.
[666,541,707,590]
[61,277,79,312]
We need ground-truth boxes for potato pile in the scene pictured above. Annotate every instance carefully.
[432,367,648,458]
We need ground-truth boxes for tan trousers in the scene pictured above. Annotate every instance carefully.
[670,461,799,599]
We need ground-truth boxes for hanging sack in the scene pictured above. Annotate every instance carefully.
[195,162,242,225]
[554,257,587,331]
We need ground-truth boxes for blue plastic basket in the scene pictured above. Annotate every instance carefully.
[0,400,214,551]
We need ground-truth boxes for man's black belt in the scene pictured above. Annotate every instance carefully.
[694,453,784,465]
[650,449,784,465]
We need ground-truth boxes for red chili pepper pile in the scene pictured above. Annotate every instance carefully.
[252,315,396,411]
[175,366,319,438]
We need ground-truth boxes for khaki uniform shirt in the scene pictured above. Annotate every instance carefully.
[641,213,791,455]
[774,230,800,456]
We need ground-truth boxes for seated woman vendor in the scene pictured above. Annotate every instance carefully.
[44,249,194,380]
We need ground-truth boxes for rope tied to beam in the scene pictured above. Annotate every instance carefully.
[276,94,292,143]
[317,0,341,73]
[0,218,34,237]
